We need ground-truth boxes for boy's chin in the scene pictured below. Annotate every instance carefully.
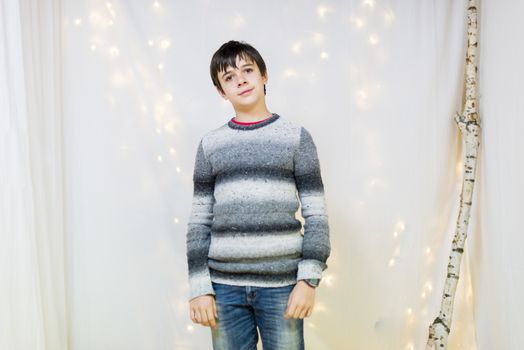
[233,98,262,108]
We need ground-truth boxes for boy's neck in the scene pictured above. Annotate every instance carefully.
[233,106,272,123]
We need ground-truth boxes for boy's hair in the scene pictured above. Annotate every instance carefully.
[210,40,267,95]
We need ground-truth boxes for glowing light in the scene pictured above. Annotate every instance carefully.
[323,274,335,286]
[159,39,171,50]
[283,69,298,78]
[320,51,329,60]
[169,148,176,156]
[109,46,120,57]
[165,93,173,102]
[405,343,414,350]
[174,217,179,223]
[90,44,97,51]
[155,104,166,116]
[176,167,181,173]
[187,324,194,331]
[350,16,365,29]
[106,2,112,9]
[425,281,433,292]
[311,32,324,43]
[421,291,426,298]
[369,34,379,45]
[384,9,395,23]
[291,42,303,55]
[157,155,163,162]
[164,121,175,133]
[158,63,164,70]
[148,40,154,46]
[426,247,431,254]
[396,220,405,231]
[406,307,412,315]
[368,177,385,188]
[156,127,162,134]
[317,5,331,17]
[363,0,375,8]
[388,258,395,267]
[314,302,327,312]
[153,1,161,9]
[233,14,245,26]
[74,18,82,26]
[358,89,367,100]
[393,231,398,237]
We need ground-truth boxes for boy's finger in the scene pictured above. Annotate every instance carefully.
[206,309,217,329]
[212,300,218,318]
[284,304,296,319]
[298,307,308,319]
[200,308,209,325]
[294,304,304,319]
[195,310,202,323]
[306,308,312,318]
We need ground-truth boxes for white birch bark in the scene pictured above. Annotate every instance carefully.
[426,1,480,349]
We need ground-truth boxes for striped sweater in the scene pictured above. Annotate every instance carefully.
[186,112,331,301]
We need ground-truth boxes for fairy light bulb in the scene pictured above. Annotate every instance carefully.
[317,5,330,17]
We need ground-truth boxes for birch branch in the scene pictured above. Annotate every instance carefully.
[426,0,481,349]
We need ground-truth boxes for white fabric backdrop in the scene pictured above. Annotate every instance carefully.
[61,0,477,349]
[1,0,67,349]
[3,0,524,349]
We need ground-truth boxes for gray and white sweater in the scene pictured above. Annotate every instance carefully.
[186,112,331,301]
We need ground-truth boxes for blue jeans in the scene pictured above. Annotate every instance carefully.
[211,281,304,350]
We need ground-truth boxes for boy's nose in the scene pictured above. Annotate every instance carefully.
[237,74,247,85]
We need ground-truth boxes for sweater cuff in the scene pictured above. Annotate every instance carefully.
[188,269,216,301]
[296,259,327,280]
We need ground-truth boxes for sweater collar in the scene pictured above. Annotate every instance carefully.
[227,113,280,130]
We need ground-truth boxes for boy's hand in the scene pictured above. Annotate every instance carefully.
[284,280,316,319]
[189,294,218,329]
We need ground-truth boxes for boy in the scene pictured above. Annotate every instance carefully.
[186,40,331,350]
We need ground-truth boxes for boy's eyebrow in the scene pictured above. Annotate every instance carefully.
[222,63,254,78]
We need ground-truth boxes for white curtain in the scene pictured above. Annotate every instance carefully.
[0,0,67,350]
[3,0,524,349]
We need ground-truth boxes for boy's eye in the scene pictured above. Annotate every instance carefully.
[224,68,252,82]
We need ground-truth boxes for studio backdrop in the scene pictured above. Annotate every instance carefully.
[2,0,523,349]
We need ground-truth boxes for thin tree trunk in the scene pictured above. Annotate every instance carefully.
[426,0,480,349]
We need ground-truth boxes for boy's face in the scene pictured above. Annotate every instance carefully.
[216,55,268,109]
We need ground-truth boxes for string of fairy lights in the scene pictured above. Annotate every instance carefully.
[67,1,473,348]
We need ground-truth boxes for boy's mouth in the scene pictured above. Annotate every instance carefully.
[239,88,254,96]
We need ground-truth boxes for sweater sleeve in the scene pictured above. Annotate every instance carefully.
[293,127,331,281]
[186,138,216,301]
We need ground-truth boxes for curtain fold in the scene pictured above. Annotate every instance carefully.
[0,0,68,349]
